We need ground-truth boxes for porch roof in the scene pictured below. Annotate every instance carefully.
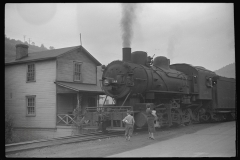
[55,82,104,94]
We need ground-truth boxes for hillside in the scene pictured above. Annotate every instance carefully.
[5,36,235,79]
[214,63,235,78]
[5,35,50,62]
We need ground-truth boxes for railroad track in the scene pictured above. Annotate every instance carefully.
[6,121,229,155]
[5,131,124,154]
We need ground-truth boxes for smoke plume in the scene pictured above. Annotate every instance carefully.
[167,35,178,60]
[167,25,182,60]
[121,3,138,48]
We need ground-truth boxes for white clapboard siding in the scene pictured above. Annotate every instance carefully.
[57,49,97,84]
[5,60,57,128]
[97,66,103,87]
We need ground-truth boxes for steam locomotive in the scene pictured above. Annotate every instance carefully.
[85,48,235,132]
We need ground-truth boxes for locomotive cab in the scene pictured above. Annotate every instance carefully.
[170,64,216,99]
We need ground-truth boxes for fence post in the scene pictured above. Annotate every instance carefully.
[67,115,69,124]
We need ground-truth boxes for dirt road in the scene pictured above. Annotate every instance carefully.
[109,121,236,157]
[6,121,236,157]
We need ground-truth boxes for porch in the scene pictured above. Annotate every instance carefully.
[55,81,104,128]
[56,93,102,125]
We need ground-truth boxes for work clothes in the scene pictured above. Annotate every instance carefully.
[123,114,135,137]
[125,124,134,137]
[146,108,156,133]
[123,114,135,125]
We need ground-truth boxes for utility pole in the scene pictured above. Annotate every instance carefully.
[80,33,83,52]
[24,35,26,42]
[80,33,83,46]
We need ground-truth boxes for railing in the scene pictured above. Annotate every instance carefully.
[85,106,133,112]
[84,106,133,129]
[57,114,77,125]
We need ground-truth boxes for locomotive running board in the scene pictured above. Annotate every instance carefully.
[147,90,199,94]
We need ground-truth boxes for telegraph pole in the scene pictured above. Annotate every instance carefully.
[80,33,82,46]
[80,33,83,52]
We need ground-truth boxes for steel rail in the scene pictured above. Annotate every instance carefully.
[5,131,124,154]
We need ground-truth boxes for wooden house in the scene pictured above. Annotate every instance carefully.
[5,44,104,139]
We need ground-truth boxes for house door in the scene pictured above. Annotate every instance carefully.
[88,97,96,107]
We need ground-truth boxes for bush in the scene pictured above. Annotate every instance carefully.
[5,112,13,144]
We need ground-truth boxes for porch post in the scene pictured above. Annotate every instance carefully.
[77,92,82,112]
[77,92,80,109]
[97,95,99,107]
[78,93,83,112]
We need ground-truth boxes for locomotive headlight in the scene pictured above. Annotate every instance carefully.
[103,79,110,86]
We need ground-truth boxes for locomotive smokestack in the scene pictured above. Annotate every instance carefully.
[122,47,131,62]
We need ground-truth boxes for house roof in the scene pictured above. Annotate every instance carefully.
[5,45,101,66]
[55,81,104,94]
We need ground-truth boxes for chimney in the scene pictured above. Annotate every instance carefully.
[122,47,131,62]
[16,44,29,60]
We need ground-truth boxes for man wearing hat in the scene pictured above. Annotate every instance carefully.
[122,110,135,141]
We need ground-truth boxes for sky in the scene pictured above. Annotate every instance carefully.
[5,3,235,71]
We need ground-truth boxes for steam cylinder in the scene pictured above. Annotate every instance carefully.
[134,112,148,128]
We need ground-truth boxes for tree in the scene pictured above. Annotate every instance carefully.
[49,46,55,50]
[31,42,35,46]
[40,44,48,50]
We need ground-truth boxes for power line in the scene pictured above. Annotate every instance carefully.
[5,30,56,48]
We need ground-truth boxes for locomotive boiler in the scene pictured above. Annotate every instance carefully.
[102,48,189,99]
[84,47,235,132]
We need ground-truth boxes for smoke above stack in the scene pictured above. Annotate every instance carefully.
[167,35,177,60]
[121,3,138,48]
[167,24,182,60]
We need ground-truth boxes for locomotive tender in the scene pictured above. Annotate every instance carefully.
[85,48,235,132]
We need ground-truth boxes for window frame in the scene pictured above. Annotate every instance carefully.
[73,61,82,82]
[26,95,36,117]
[193,75,198,84]
[26,63,36,82]
[206,77,213,88]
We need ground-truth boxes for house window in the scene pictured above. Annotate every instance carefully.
[74,62,82,81]
[26,95,36,116]
[27,64,35,82]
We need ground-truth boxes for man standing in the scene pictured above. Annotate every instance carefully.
[122,110,135,141]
